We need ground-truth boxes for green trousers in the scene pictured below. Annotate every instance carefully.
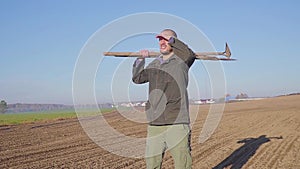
[145,124,192,169]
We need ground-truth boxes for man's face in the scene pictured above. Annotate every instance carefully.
[158,32,173,55]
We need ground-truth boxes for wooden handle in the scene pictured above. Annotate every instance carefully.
[103,43,235,61]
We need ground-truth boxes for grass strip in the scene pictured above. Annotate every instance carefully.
[0,108,115,126]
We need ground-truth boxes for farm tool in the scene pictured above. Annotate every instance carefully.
[104,43,235,61]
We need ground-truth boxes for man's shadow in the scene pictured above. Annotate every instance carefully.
[213,135,283,169]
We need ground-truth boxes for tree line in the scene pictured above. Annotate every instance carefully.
[0,100,8,113]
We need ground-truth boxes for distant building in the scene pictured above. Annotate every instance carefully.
[119,101,147,107]
[192,99,215,105]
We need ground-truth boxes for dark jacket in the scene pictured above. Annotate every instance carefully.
[132,38,195,125]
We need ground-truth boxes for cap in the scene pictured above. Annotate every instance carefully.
[155,29,177,41]
[156,34,169,41]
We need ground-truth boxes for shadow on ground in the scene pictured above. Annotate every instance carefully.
[213,135,283,169]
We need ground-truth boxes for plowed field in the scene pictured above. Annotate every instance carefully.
[1,95,299,169]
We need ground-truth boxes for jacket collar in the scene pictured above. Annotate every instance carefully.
[156,54,176,64]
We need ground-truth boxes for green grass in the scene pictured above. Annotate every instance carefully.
[0,111,76,125]
[0,108,116,126]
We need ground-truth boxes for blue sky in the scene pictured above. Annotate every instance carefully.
[0,1,299,104]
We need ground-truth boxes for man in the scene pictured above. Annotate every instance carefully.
[132,29,196,169]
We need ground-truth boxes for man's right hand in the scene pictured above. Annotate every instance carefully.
[139,49,149,59]
[134,49,148,66]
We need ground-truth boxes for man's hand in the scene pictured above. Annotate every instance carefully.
[134,49,149,66]
[139,49,149,60]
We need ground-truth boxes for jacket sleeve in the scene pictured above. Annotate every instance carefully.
[132,59,149,84]
[169,38,196,67]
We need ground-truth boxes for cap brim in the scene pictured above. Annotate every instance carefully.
[155,35,168,41]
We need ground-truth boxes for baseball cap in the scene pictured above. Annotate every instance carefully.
[155,29,177,40]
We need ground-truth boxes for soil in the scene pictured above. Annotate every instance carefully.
[0,95,299,169]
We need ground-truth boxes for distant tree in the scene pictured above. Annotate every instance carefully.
[236,93,249,99]
[0,100,8,113]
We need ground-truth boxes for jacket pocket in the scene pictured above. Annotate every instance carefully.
[165,97,181,122]
[145,101,153,122]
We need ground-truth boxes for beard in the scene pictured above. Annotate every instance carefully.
[160,49,173,55]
